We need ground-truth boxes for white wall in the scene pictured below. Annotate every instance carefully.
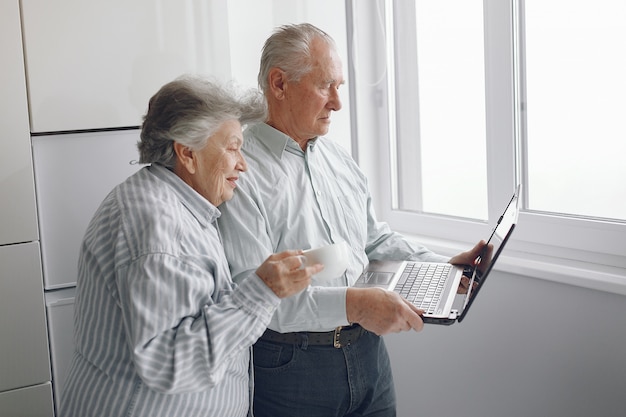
[386,271,626,417]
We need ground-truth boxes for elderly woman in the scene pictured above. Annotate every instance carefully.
[60,76,320,417]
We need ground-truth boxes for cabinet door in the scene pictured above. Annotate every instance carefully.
[20,0,231,132]
[0,0,38,245]
[32,130,143,289]
[0,383,54,417]
[45,287,76,406]
[0,242,51,392]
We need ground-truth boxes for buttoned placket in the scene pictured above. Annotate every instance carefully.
[305,142,338,243]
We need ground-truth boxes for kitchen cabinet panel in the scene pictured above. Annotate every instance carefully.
[20,0,231,132]
[0,242,51,392]
[0,383,54,417]
[32,130,144,289]
[45,287,76,406]
[0,0,38,245]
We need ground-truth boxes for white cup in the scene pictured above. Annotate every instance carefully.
[301,241,350,281]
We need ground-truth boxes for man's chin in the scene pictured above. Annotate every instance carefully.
[316,124,331,135]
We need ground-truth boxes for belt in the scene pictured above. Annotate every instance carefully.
[259,324,366,348]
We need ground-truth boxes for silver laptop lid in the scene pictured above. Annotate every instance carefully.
[458,184,521,323]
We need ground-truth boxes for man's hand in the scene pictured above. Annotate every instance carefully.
[449,240,488,267]
[450,240,494,294]
[346,287,425,335]
[256,250,322,298]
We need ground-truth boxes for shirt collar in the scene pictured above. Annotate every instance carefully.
[149,163,220,227]
[248,123,319,159]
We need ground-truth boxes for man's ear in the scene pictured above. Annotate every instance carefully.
[173,142,196,175]
[268,67,287,100]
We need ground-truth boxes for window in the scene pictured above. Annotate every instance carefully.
[520,0,626,220]
[227,0,352,152]
[393,0,487,221]
[350,0,625,292]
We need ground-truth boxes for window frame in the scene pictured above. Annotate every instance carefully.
[348,0,626,295]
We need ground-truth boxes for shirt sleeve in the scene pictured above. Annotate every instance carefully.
[115,253,280,394]
[321,141,449,265]
[364,190,450,264]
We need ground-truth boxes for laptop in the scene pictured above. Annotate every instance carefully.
[354,184,521,325]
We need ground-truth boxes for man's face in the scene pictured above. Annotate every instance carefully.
[282,38,344,143]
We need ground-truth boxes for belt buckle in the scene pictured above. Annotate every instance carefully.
[333,326,343,348]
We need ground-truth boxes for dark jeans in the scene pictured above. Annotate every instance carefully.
[252,330,396,417]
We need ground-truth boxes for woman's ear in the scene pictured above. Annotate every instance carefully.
[268,67,287,100]
[173,142,196,175]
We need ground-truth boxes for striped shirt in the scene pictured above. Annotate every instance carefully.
[218,123,448,333]
[60,164,280,417]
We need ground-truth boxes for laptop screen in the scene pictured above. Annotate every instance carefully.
[458,184,521,322]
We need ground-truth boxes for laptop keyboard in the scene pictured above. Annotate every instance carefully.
[394,263,452,314]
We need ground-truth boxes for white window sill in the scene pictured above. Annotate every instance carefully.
[404,233,626,297]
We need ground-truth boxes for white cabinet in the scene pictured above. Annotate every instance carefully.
[32,130,144,289]
[20,0,232,133]
[0,243,51,392]
[0,3,52,416]
[0,383,54,417]
[0,0,38,245]
[45,287,76,406]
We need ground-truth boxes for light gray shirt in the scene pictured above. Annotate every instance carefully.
[61,164,279,417]
[218,123,447,333]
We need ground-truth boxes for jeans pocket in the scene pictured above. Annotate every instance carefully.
[253,340,297,373]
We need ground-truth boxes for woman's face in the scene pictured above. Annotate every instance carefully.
[185,119,248,206]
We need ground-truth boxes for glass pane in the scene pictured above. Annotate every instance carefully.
[396,0,487,220]
[523,0,626,221]
[227,0,352,153]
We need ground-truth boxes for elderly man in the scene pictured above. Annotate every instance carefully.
[218,24,485,417]
[60,75,320,417]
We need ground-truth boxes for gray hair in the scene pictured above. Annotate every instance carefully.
[258,23,336,94]
[138,75,267,168]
